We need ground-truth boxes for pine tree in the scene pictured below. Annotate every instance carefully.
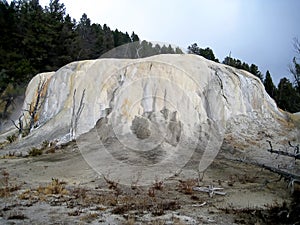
[263,70,277,100]
[249,64,264,81]
[154,44,161,54]
[131,32,139,42]
[102,24,115,54]
[175,47,183,54]
[187,43,200,55]
[187,43,218,62]
[167,44,175,54]
[277,77,300,113]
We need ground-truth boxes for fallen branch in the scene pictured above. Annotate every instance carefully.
[232,157,300,194]
[267,140,300,160]
[260,164,300,182]
[288,141,300,155]
[193,185,226,197]
[261,164,300,194]
[191,202,207,207]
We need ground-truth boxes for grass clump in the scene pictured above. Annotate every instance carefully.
[28,147,43,156]
[178,179,197,195]
[28,140,57,156]
[37,178,69,195]
[6,134,17,143]
[0,170,20,197]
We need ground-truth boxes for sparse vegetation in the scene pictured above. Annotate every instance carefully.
[26,140,58,157]
[103,174,119,191]
[148,186,155,197]
[0,141,8,149]
[130,172,141,191]
[28,147,43,156]
[178,178,197,195]
[0,170,21,198]
[41,140,50,149]
[111,192,179,216]
[153,178,164,190]
[6,134,17,143]
[0,154,297,224]
[37,178,68,196]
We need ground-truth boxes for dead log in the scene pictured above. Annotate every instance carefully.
[259,163,300,181]
[267,140,300,160]
[260,163,300,194]
[232,157,300,194]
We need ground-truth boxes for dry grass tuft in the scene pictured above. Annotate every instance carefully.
[37,178,68,195]
[27,140,58,157]
[178,179,197,195]
[103,174,119,190]
[6,134,17,143]
[0,170,21,197]
[28,147,43,156]
[153,178,164,190]
[148,187,155,197]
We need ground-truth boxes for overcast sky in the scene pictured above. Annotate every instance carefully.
[37,0,300,84]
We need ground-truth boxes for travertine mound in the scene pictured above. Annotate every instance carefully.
[2,54,294,162]
[26,54,283,136]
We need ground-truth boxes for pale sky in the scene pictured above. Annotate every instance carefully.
[35,0,300,84]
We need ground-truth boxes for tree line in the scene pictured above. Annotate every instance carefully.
[188,42,300,113]
[0,0,139,89]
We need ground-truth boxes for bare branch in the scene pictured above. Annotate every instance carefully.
[260,163,300,182]
[266,140,273,150]
[27,78,47,132]
[267,140,300,160]
[11,120,20,130]
[288,141,300,154]
[11,113,25,139]
[232,157,300,194]
[135,46,143,58]
[293,37,300,55]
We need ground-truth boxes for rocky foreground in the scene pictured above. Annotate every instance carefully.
[0,143,299,224]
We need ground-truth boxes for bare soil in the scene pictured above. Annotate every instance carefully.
[1,141,299,225]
